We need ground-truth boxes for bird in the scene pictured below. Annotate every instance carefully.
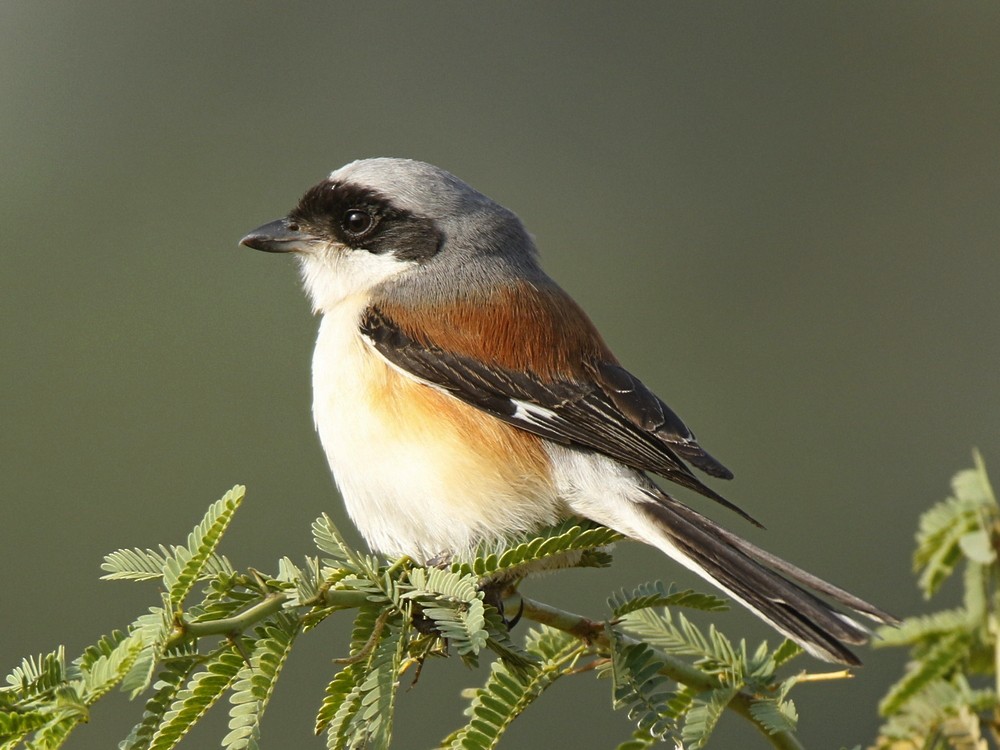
[240,157,896,665]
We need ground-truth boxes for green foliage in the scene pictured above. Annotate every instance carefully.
[608,580,730,618]
[402,568,487,657]
[223,614,300,750]
[442,626,580,750]
[450,517,624,579]
[4,483,864,750]
[608,606,803,747]
[147,648,243,750]
[874,451,1000,749]
[913,454,997,599]
[606,628,682,740]
[315,603,408,750]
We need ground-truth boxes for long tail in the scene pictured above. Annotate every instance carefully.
[621,490,898,665]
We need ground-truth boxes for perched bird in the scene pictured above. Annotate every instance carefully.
[241,158,895,665]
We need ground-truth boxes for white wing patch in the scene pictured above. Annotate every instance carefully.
[511,398,558,426]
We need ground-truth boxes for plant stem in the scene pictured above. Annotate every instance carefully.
[174,593,289,642]
[167,587,369,645]
[519,595,805,750]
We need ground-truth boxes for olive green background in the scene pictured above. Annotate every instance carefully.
[3,3,999,747]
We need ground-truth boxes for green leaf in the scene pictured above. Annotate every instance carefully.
[874,608,971,648]
[914,495,980,599]
[749,697,798,735]
[223,613,299,750]
[164,485,245,608]
[958,529,996,564]
[101,546,235,583]
[75,630,145,703]
[119,656,199,750]
[101,547,171,581]
[120,602,174,698]
[318,604,407,750]
[312,514,361,572]
[317,602,381,742]
[614,727,661,750]
[3,648,66,697]
[452,518,623,579]
[619,609,725,663]
[315,667,361,740]
[878,632,969,716]
[445,626,579,750]
[608,580,729,618]
[914,454,997,599]
[769,639,803,670]
[402,568,488,657]
[0,709,48,744]
[354,617,406,750]
[607,629,677,740]
[24,684,90,749]
[481,604,537,672]
[146,648,244,750]
[681,686,739,749]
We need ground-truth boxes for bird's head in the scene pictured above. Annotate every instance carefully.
[241,158,540,312]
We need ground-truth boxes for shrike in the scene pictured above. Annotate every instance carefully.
[241,158,894,665]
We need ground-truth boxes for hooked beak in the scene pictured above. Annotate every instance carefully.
[240,218,321,254]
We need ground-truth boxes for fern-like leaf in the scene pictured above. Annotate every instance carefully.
[3,648,66,698]
[163,485,244,608]
[875,608,971,648]
[316,602,381,742]
[445,626,579,750]
[681,687,740,749]
[768,639,804,670]
[354,617,406,749]
[614,728,661,750]
[0,709,48,744]
[403,568,487,657]
[101,547,172,581]
[878,632,969,716]
[620,608,738,669]
[312,514,361,572]
[453,519,623,579]
[607,629,677,740]
[119,656,199,750]
[146,647,244,750]
[914,454,996,599]
[120,601,174,698]
[481,604,537,671]
[101,546,235,584]
[75,630,145,703]
[22,684,90,750]
[608,581,729,617]
[749,696,799,736]
[222,613,299,750]
[318,603,406,750]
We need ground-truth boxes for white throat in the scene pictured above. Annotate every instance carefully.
[297,248,413,313]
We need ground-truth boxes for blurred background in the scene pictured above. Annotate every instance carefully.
[2,3,999,747]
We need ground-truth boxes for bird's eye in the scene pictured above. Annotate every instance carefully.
[342,209,374,236]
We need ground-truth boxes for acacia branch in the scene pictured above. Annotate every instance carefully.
[518,595,806,750]
[162,578,804,748]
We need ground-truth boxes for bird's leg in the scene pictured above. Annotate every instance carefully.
[479,578,524,629]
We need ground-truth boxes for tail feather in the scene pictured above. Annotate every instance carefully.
[632,494,895,665]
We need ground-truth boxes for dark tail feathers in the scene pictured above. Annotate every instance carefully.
[636,494,898,665]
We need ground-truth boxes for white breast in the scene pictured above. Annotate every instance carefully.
[311,295,565,563]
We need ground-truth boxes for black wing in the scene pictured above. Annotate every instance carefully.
[360,306,760,528]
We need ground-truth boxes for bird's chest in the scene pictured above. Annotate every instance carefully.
[310,300,562,562]
[311,302,418,496]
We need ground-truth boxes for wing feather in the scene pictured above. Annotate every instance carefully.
[359,304,761,527]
